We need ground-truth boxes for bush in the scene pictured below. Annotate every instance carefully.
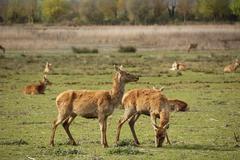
[107,146,143,155]
[71,46,98,54]
[118,46,137,53]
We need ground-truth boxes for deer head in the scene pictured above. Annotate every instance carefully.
[234,59,239,67]
[152,123,169,147]
[40,75,52,85]
[114,65,139,83]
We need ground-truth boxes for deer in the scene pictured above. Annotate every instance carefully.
[152,87,189,112]
[116,88,171,147]
[168,99,188,112]
[44,62,52,74]
[188,43,198,53]
[224,59,239,73]
[170,61,187,71]
[0,45,5,54]
[50,65,139,148]
[23,75,52,95]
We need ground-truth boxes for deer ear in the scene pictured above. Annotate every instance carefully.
[159,87,164,91]
[119,65,124,71]
[114,65,121,72]
[163,123,169,129]
[152,123,160,130]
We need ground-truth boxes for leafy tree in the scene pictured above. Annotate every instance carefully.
[177,0,194,23]
[197,0,231,21]
[117,0,128,22]
[79,0,104,24]
[230,0,240,17]
[42,0,70,22]
[98,0,117,23]
[126,0,155,24]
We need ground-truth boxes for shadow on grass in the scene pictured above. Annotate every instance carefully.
[165,144,237,152]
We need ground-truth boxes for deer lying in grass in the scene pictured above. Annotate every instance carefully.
[152,87,189,112]
[44,62,52,74]
[168,99,188,112]
[224,59,239,73]
[0,45,5,54]
[23,75,52,95]
[116,88,170,147]
[188,43,198,53]
[50,65,139,148]
[170,61,187,71]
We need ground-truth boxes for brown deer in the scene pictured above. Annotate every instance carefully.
[116,88,170,147]
[23,75,52,95]
[0,45,5,54]
[188,43,198,53]
[168,99,188,112]
[224,59,239,73]
[44,62,52,74]
[170,61,187,71]
[50,65,139,148]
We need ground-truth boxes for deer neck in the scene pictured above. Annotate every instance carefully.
[111,73,125,106]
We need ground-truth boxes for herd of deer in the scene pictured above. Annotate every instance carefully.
[18,42,239,148]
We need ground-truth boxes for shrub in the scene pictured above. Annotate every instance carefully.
[118,46,137,53]
[71,46,98,54]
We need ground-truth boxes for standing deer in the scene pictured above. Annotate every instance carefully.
[44,62,52,74]
[170,61,187,71]
[0,45,5,54]
[50,65,139,148]
[224,59,239,73]
[116,88,170,147]
[188,43,198,53]
[23,75,52,95]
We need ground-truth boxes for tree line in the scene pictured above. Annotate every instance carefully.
[0,0,239,25]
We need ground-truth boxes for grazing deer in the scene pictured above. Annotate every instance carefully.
[168,99,188,112]
[224,59,240,73]
[116,88,171,147]
[170,61,187,71]
[0,45,5,54]
[50,65,139,148]
[23,75,52,95]
[44,62,52,74]
[188,43,198,53]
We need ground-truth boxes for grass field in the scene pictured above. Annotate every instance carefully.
[1,25,240,51]
[0,48,239,160]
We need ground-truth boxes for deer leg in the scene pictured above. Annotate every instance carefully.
[128,113,140,145]
[50,114,67,146]
[116,109,136,144]
[62,114,77,145]
[165,132,171,145]
[150,113,159,146]
[99,116,108,148]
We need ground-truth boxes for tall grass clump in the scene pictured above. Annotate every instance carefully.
[118,46,137,53]
[71,46,98,54]
[107,146,144,155]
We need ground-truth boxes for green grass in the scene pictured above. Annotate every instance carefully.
[0,50,240,160]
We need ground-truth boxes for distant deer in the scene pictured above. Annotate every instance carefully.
[224,59,239,73]
[168,99,188,112]
[116,88,171,147]
[0,45,5,54]
[23,75,52,95]
[50,65,139,148]
[170,61,187,71]
[188,43,198,53]
[44,62,52,74]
